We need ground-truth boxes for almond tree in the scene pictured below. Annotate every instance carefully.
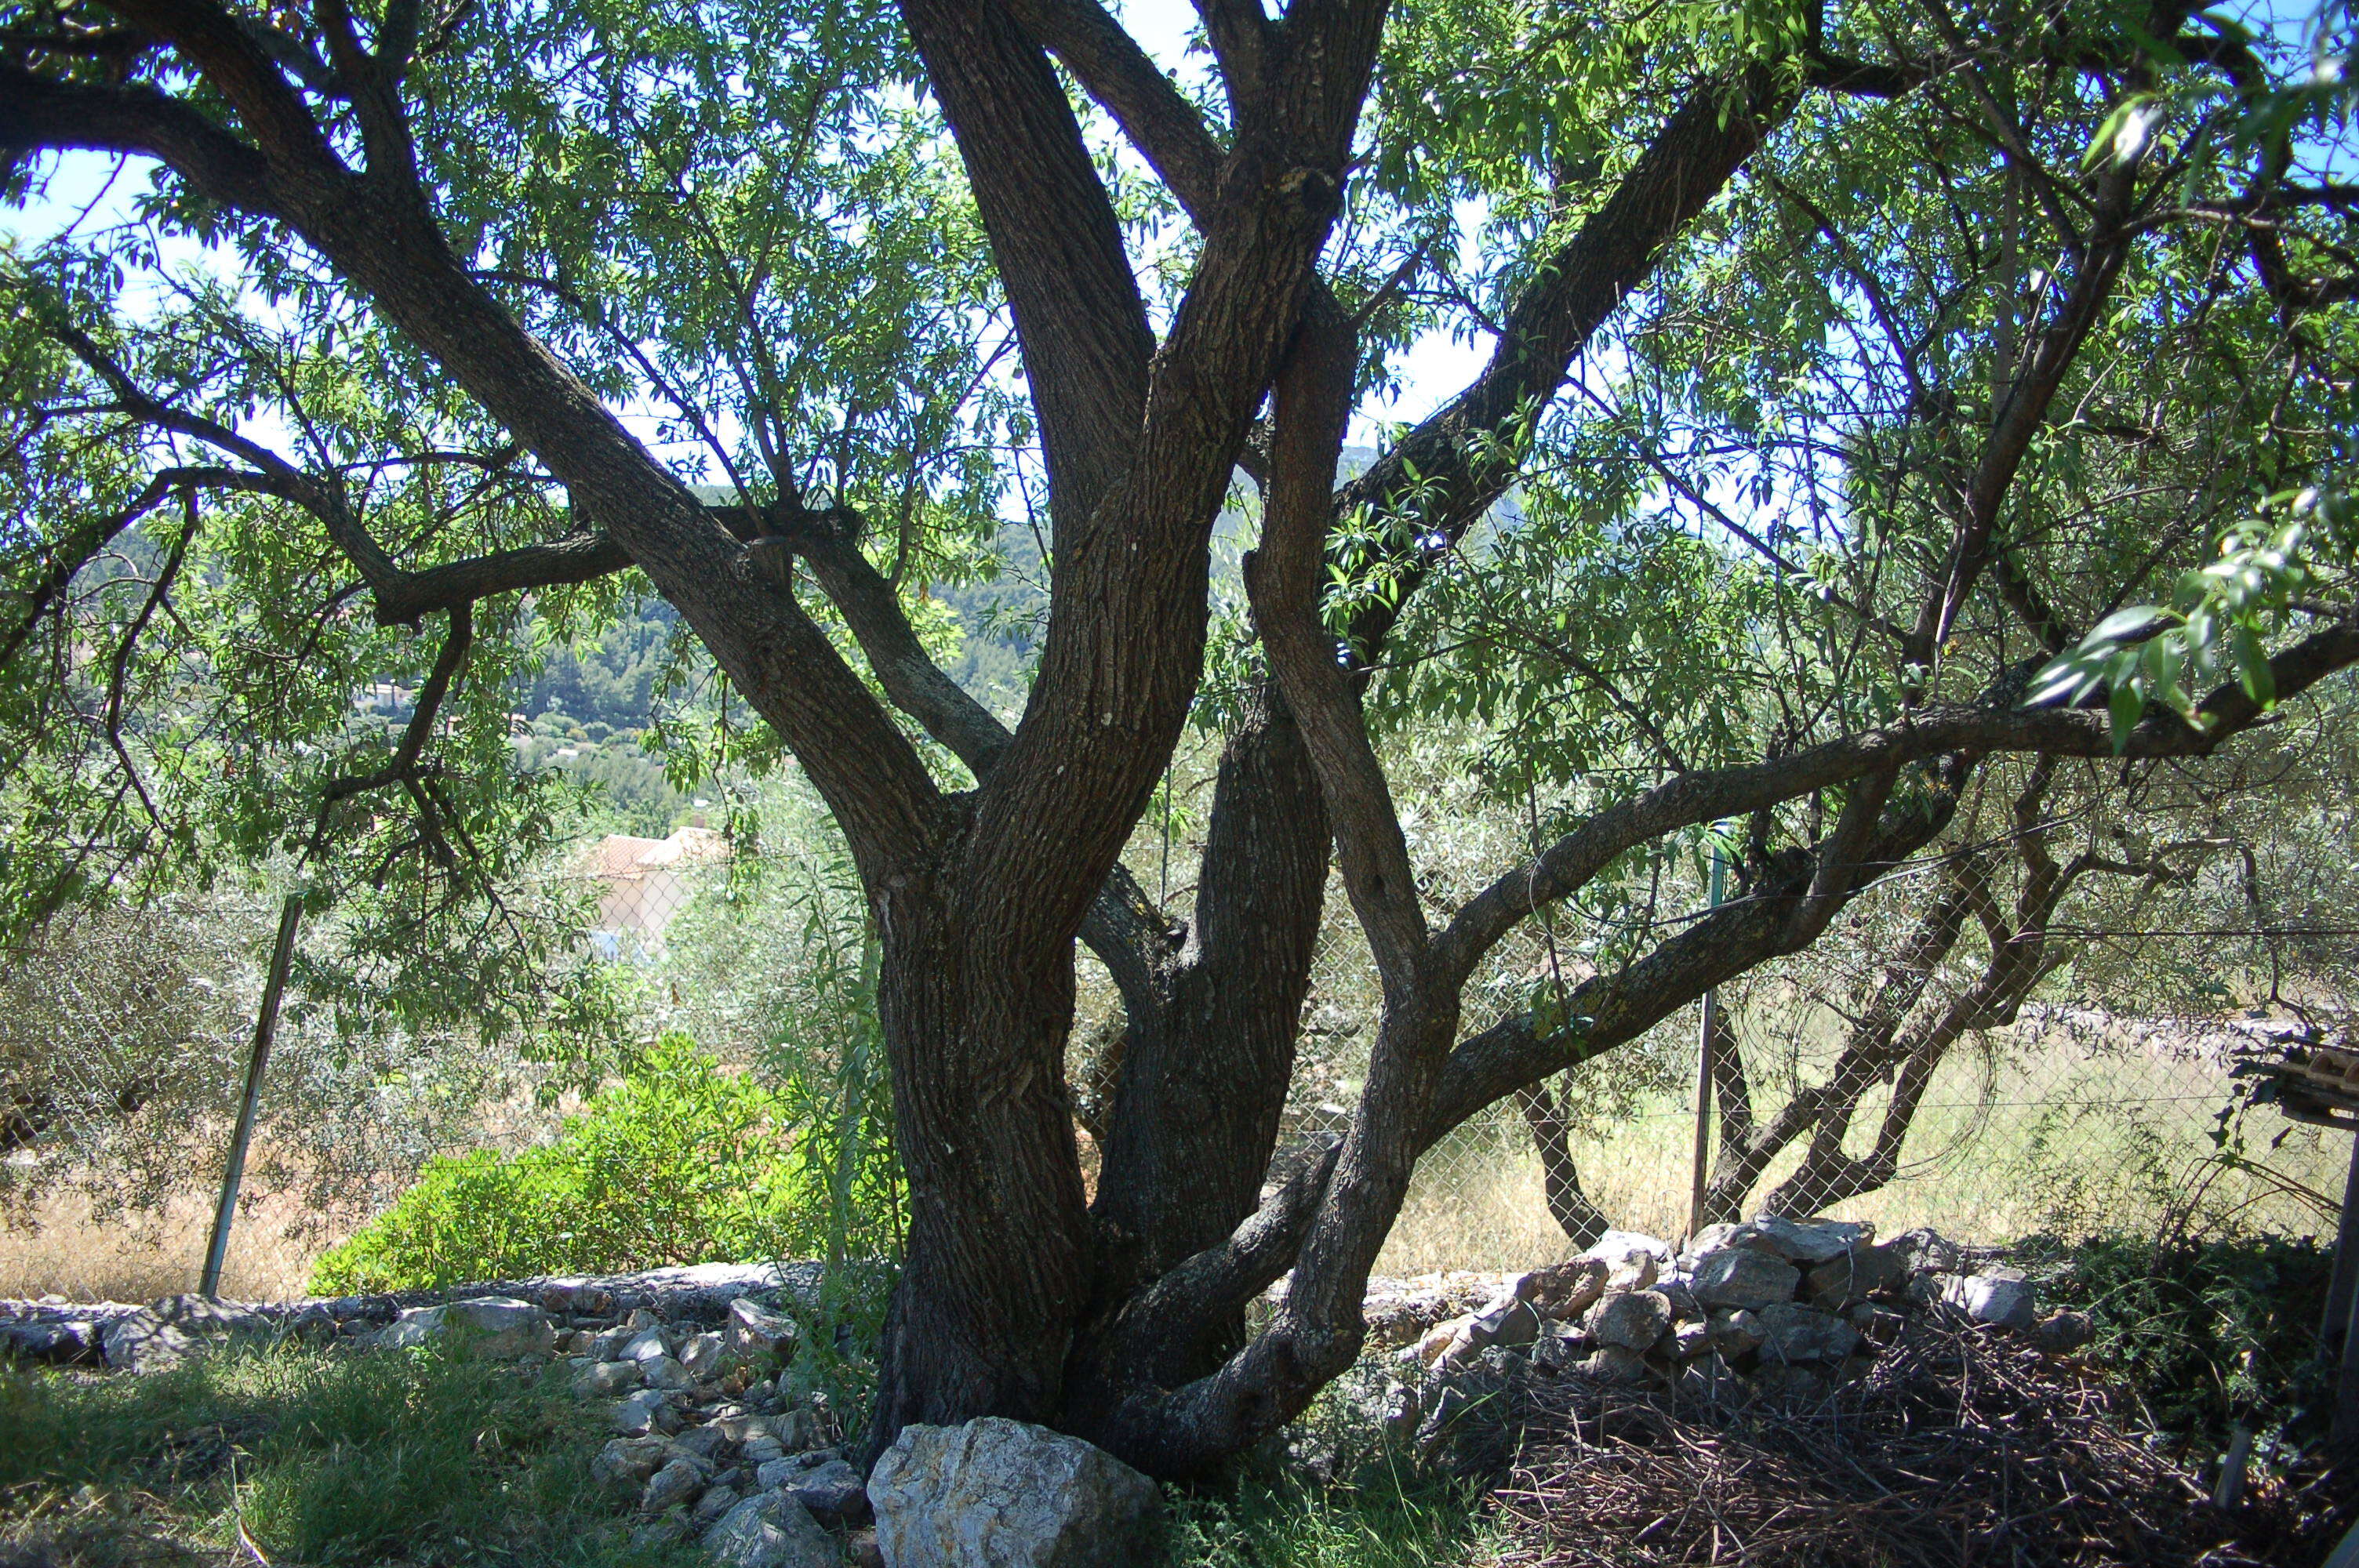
[4,0,2354,1472]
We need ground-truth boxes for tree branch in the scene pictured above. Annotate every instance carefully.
[1248,296,1427,976]
[0,68,282,216]
[1003,0,1225,222]
[1333,71,1795,659]
[311,601,472,848]
[1432,624,2359,987]
[33,310,638,628]
[899,0,1154,532]
[372,532,633,624]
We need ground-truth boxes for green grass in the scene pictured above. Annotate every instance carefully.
[0,1336,1499,1568]
[16,1227,2303,1568]
[0,1341,700,1568]
[1163,1468,1498,1568]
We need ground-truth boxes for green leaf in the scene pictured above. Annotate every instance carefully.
[2231,622,2276,706]
[2108,677,2146,751]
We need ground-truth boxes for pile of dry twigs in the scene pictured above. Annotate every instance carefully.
[1488,1318,2353,1566]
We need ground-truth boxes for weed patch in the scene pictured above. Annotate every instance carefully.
[2024,1229,2336,1465]
[1163,1469,1498,1568]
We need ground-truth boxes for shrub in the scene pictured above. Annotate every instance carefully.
[2025,1229,2335,1464]
[311,1036,814,1294]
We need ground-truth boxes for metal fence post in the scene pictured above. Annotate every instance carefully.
[1688,848,1725,1240]
[200,894,302,1299]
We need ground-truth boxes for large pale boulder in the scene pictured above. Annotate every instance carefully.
[642,1456,707,1515]
[592,1435,677,1491]
[373,1296,556,1359]
[679,1330,727,1380]
[1706,1308,1764,1357]
[726,1297,798,1364]
[0,1319,97,1365]
[1466,1294,1540,1350]
[1580,1231,1672,1290]
[574,1359,642,1399]
[867,1417,1159,1568]
[101,1313,201,1374]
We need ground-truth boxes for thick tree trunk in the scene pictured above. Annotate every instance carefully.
[868,866,1093,1438]
[1087,681,1329,1381]
[871,682,1332,1455]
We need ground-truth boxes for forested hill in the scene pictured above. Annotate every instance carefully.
[511,459,1405,829]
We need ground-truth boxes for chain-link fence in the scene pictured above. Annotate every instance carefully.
[42,825,2298,1295]
[1376,989,2350,1276]
[576,824,733,962]
[518,826,2359,1281]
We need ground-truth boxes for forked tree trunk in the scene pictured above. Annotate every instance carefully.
[1088,683,1329,1381]
[868,683,1333,1453]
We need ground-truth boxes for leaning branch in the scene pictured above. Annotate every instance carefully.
[0,67,282,216]
[1433,622,2359,986]
[2,468,190,670]
[370,532,634,626]
[1004,0,1224,221]
[1333,71,1795,659]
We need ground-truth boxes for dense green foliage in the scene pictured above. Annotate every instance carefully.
[311,1036,825,1294]
[2030,1229,2339,1465]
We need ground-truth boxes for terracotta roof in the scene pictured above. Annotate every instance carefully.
[580,826,730,880]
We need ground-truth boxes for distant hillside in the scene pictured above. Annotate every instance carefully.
[503,458,1441,821]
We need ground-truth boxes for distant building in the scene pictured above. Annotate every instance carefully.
[580,826,730,960]
[353,681,413,715]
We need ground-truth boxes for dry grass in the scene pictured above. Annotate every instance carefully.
[0,1181,337,1304]
[1378,1035,2350,1274]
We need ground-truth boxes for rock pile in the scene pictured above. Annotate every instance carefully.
[0,1264,1178,1568]
[1399,1218,2090,1403]
[538,1294,873,1565]
[0,1266,881,1565]
[0,1261,826,1371]
[2,1228,2089,1566]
